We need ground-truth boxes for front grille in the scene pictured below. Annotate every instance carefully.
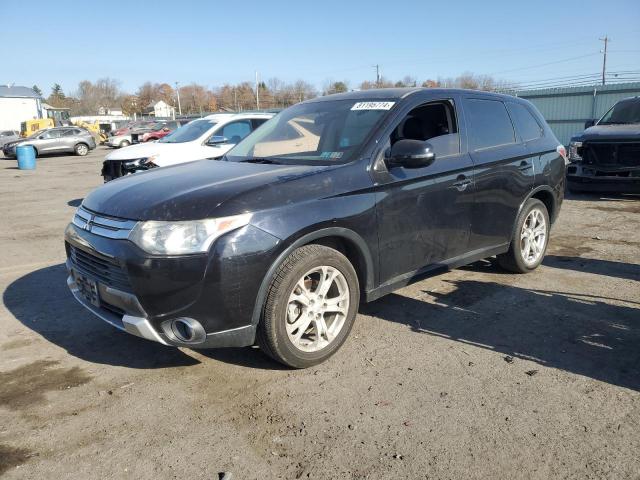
[584,143,640,168]
[69,245,132,292]
[102,160,125,179]
[72,207,137,239]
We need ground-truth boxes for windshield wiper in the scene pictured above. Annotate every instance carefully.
[243,158,281,164]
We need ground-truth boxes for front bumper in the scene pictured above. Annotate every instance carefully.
[64,220,282,348]
[567,163,640,193]
[3,145,17,157]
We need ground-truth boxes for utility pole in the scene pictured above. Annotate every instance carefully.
[373,64,380,87]
[255,71,260,110]
[599,35,609,85]
[175,81,182,116]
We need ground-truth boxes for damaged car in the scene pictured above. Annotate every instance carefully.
[567,96,640,193]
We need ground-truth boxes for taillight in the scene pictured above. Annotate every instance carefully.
[557,145,568,165]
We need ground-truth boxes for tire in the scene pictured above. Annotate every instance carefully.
[119,140,130,148]
[497,198,550,273]
[257,244,360,368]
[74,143,89,156]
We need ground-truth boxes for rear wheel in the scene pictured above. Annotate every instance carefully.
[497,198,549,273]
[74,143,89,156]
[257,244,360,368]
[119,140,130,148]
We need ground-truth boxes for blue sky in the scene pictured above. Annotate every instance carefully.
[3,0,639,95]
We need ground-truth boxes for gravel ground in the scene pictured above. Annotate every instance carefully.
[1,148,639,479]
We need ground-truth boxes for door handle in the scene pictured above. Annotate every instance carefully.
[452,176,471,191]
[518,161,532,171]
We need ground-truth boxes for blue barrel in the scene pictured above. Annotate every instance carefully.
[17,145,36,170]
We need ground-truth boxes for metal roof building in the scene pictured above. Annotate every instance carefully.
[514,82,640,145]
[0,85,41,99]
[0,85,44,131]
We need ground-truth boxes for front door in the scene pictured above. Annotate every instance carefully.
[374,97,475,286]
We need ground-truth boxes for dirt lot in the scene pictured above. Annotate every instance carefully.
[0,148,638,479]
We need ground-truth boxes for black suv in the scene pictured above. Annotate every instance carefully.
[567,96,640,193]
[65,88,566,368]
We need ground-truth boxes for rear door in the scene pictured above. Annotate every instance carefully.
[461,96,535,251]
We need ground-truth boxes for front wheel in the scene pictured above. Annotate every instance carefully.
[119,140,130,148]
[497,198,550,273]
[257,244,360,368]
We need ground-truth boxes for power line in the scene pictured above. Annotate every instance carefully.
[490,53,601,75]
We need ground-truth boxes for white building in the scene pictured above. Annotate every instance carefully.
[0,85,42,131]
[97,106,124,116]
[145,100,175,118]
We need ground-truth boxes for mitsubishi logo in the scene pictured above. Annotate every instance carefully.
[84,215,95,231]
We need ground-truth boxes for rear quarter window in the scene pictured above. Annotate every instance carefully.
[507,102,543,142]
[464,98,516,150]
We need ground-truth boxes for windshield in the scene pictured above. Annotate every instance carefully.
[226,99,394,164]
[27,129,45,139]
[599,99,640,125]
[159,119,217,143]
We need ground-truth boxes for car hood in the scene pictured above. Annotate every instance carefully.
[82,160,332,221]
[575,123,640,142]
[105,142,178,160]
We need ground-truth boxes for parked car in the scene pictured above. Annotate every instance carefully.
[106,121,158,148]
[66,88,565,367]
[112,120,156,137]
[138,120,190,143]
[0,130,19,149]
[3,127,96,157]
[567,96,640,193]
[101,112,274,181]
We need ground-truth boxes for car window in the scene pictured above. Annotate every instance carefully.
[389,100,460,157]
[159,119,217,143]
[464,98,516,150]
[507,103,543,142]
[228,99,391,164]
[252,118,268,130]
[599,98,640,125]
[41,130,62,139]
[218,120,252,144]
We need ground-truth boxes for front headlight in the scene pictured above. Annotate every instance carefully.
[569,141,582,161]
[129,213,252,255]
[124,155,157,167]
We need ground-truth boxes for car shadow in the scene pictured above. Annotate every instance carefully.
[544,255,640,282]
[4,263,286,370]
[362,277,640,391]
[3,264,200,369]
[565,191,640,202]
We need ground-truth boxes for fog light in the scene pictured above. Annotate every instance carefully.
[161,317,206,344]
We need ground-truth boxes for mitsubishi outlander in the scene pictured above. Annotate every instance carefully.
[65,88,566,368]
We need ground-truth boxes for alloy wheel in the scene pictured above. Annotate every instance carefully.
[285,266,350,352]
[520,208,547,266]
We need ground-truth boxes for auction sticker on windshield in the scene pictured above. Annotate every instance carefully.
[351,101,395,111]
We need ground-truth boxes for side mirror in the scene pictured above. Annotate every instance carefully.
[162,127,170,132]
[207,135,228,146]
[584,119,596,129]
[387,139,436,169]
